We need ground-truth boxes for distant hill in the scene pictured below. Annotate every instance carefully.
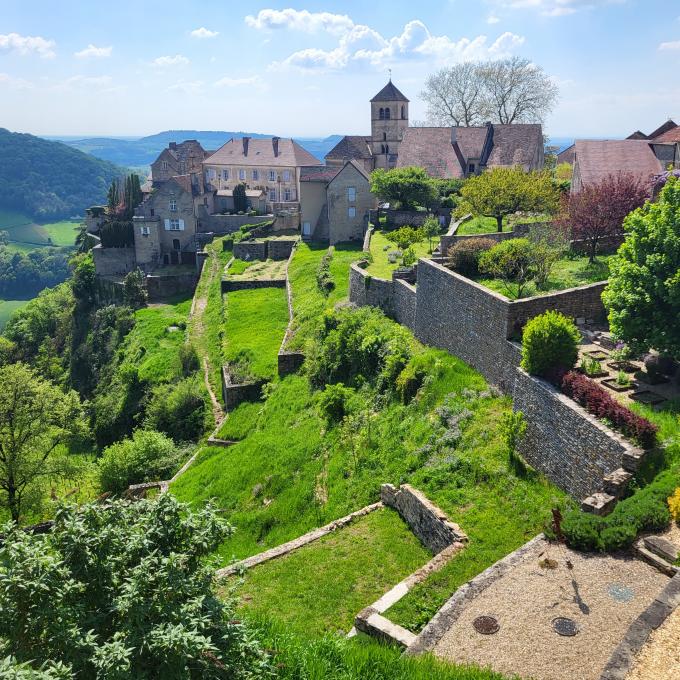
[51,130,344,167]
[0,128,125,221]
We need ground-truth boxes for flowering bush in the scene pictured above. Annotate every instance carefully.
[561,371,658,448]
[669,487,680,522]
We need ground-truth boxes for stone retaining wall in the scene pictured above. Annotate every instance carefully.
[92,245,136,277]
[221,366,266,411]
[278,351,305,377]
[381,483,467,554]
[393,278,417,331]
[221,278,286,293]
[268,238,298,261]
[201,214,272,233]
[146,272,198,301]
[349,263,394,316]
[233,240,267,261]
[385,209,439,228]
[512,369,644,500]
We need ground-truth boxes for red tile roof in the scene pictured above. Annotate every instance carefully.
[397,128,466,178]
[648,119,677,139]
[573,140,663,187]
[300,165,342,182]
[205,137,320,167]
[485,124,542,168]
[653,127,680,144]
[325,135,373,161]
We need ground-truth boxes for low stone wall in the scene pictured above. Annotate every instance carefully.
[513,369,644,500]
[221,278,286,293]
[93,245,136,277]
[384,209,432,228]
[268,238,298,261]
[234,240,267,261]
[221,366,266,411]
[95,277,124,304]
[507,281,607,338]
[146,272,198,301]
[381,484,467,554]
[278,351,305,377]
[202,214,273,233]
[349,263,394,316]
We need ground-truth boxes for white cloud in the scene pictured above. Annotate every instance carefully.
[495,0,624,17]
[487,14,501,24]
[152,54,189,66]
[262,13,525,73]
[0,72,34,89]
[190,27,219,39]
[245,8,354,35]
[214,75,263,87]
[168,80,205,94]
[659,40,680,51]
[74,44,112,58]
[0,32,55,58]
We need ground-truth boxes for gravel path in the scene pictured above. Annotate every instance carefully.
[627,605,680,680]
[432,538,669,680]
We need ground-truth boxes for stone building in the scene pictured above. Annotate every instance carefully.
[150,140,210,185]
[202,136,321,213]
[299,160,375,243]
[326,79,409,172]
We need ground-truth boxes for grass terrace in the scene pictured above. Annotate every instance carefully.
[226,258,287,281]
[226,507,431,635]
[366,229,432,279]
[223,287,289,380]
[456,213,550,236]
[474,252,612,300]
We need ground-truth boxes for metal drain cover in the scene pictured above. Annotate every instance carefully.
[608,583,634,603]
[473,616,500,635]
[553,617,579,637]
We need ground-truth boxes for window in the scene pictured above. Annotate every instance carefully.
[162,161,168,170]
[348,207,356,218]
[379,107,385,120]
[383,132,387,141]
[170,219,181,231]
[140,226,150,236]
[468,163,476,174]
[269,188,277,202]
[347,187,356,202]
[401,105,405,119]
[239,169,246,180]
[150,208,155,217]
[169,199,177,212]
[283,170,291,182]
[222,169,229,180]
[203,197,208,206]
[284,188,292,202]
[385,108,391,119]
[252,169,259,180]
[385,144,389,154]
[269,170,276,182]
[172,238,181,251]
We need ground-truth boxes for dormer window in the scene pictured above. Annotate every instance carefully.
[169,199,177,212]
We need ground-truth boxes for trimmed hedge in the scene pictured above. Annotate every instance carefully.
[447,238,496,276]
[521,310,580,378]
[561,371,658,449]
[559,470,676,552]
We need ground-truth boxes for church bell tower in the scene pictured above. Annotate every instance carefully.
[370,79,409,169]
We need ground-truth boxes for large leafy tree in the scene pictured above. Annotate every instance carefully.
[0,494,271,678]
[0,363,85,522]
[369,167,437,210]
[603,177,680,358]
[458,167,558,232]
[559,172,649,263]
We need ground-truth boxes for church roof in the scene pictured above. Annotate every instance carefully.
[325,135,373,161]
[370,80,409,103]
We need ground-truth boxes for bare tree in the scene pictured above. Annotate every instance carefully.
[421,57,558,127]
[479,57,558,125]
[421,63,486,126]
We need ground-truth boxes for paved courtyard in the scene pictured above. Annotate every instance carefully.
[431,538,669,680]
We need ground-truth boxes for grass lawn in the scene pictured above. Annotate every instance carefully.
[0,299,29,330]
[456,214,551,236]
[227,507,431,635]
[228,258,254,276]
[366,230,433,279]
[226,258,287,281]
[224,286,289,380]
[122,295,193,384]
[2,214,79,249]
[475,252,612,300]
[285,241,363,351]
[41,220,79,246]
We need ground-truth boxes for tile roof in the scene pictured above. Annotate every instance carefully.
[300,165,342,182]
[167,174,193,195]
[485,124,543,168]
[653,127,680,144]
[397,128,465,178]
[574,140,663,186]
[557,144,575,165]
[329,159,372,184]
[325,135,373,161]
[204,137,321,167]
[648,119,677,139]
[626,131,649,140]
[370,80,409,103]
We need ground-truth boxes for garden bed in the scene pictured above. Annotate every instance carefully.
[366,230,434,278]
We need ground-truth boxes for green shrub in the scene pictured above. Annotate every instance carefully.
[99,429,186,494]
[315,249,335,295]
[144,377,207,442]
[599,523,638,551]
[561,511,603,551]
[179,342,200,376]
[396,355,428,404]
[479,238,538,297]
[386,226,425,251]
[521,310,580,378]
[318,383,354,423]
[122,268,147,309]
[447,238,497,276]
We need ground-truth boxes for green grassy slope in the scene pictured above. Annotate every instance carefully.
[0,300,29,330]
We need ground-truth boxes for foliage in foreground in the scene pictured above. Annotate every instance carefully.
[0,495,270,679]
[603,177,680,359]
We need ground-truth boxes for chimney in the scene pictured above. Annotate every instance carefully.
[272,136,280,157]
[242,136,250,156]
[169,142,177,150]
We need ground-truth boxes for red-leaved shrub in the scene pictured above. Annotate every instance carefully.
[561,371,658,449]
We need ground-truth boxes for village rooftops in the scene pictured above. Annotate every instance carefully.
[204,136,321,167]
[325,135,373,163]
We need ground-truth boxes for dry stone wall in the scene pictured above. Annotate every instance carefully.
[349,263,394,316]
[234,240,267,261]
[393,278,417,331]
[268,238,297,261]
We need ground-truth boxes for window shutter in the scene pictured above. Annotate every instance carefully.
[179,219,185,231]
[164,219,170,231]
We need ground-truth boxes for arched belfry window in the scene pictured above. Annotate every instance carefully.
[401,105,405,119]
[379,107,385,120]
[385,144,389,154]
[385,108,391,119]
[383,132,387,141]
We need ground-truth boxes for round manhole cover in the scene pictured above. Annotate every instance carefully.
[552,617,579,637]
[473,616,500,635]
[608,583,634,603]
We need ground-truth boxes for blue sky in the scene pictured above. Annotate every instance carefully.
[1,0,679,138]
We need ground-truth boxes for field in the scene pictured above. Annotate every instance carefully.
[366,230,433,278]
[227,507,431,635]
[0,209,79,251]
[0,300,29,330]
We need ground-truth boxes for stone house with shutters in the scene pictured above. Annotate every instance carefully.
[299,160,375,244]
[202,136,321,213]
